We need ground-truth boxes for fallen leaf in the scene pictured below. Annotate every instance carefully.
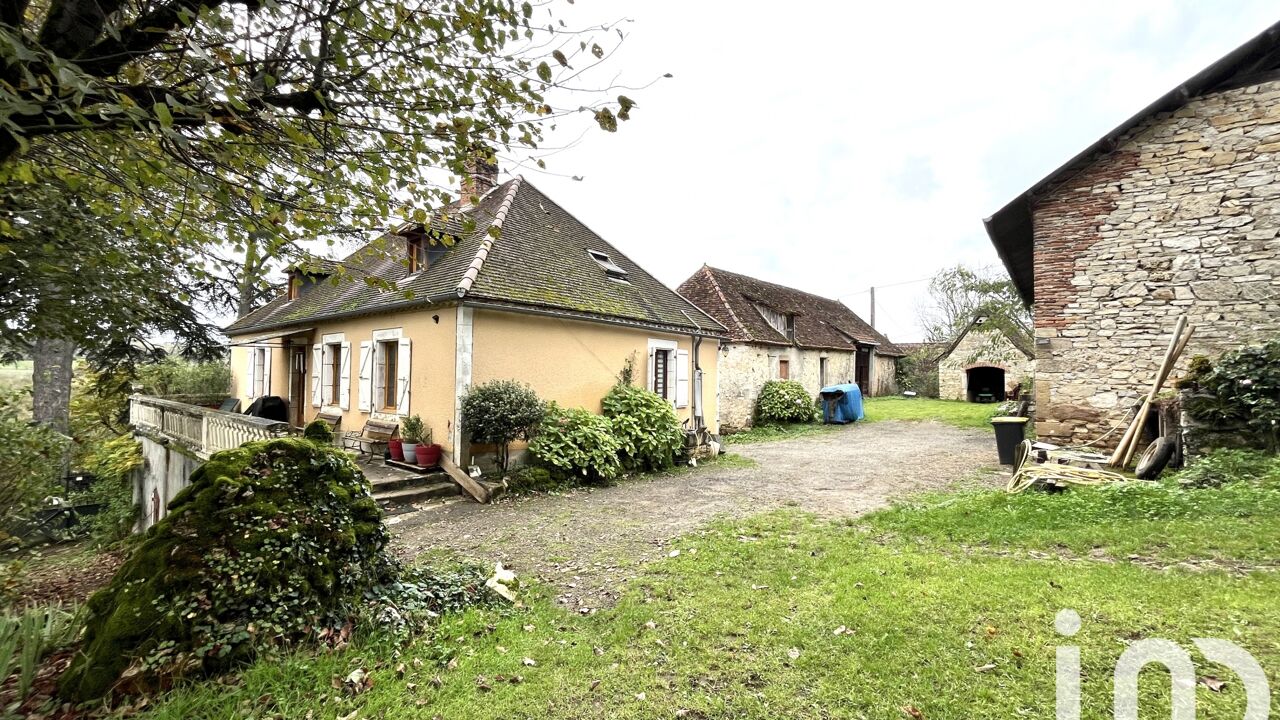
[446,657,458,671]
[1199,676,1228,693]
[636,692,647,700]
[751,584,769,591]
[395,662,406,678]
[476,676,492,692]
[644,621,657,630]
[406,682,418,691]
[413,658,424,668]
[496,646,508,654]
[668,549,680,558]
[833,625,849,636]
[974,663,997,673]
[338,711,359,720]
[590,679,601,691]
[522,657,537,667]
[523,624,536,632]
[430,676,443,688]
[901,705,924,719]
[787,647,801,660]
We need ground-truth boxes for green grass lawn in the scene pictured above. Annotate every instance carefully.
[0,360,32,392]
[137,475,1280,719]
[721,422,842,445]
[863,396,1000,430]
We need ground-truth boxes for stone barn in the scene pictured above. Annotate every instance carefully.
[678,265,902,431]
[934,316,1035,403]
[984,21,1280,446]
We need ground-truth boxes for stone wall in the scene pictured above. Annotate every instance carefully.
[717,343,896,430]
[1033,80,1280,445]
[938,328,1035,401]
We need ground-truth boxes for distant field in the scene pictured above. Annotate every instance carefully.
[0,360,33,392]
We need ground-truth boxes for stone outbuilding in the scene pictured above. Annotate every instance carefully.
[984,21,1280,445]
[678,266,903,431]
[933,316,1035,402]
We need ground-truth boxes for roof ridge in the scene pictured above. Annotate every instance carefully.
[705,265,845,306]
[700,264,752,340]
[456,176,523,298]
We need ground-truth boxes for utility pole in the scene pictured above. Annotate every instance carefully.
[869,286,876,329]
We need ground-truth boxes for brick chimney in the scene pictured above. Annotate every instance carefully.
[460,147,498,203]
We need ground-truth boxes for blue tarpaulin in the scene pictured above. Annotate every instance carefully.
[819,383,864,424]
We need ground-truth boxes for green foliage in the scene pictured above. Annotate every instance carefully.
[755,380,818,424]
[505,466,562,494]
[1181,338,1280,451]
[1172,449,1280,489]
[920,265,1032,347]
[602,384,684,471]
[362,563,492,637]
[528,403,621,482]
[58,438,396,701]
[136,358,232,400]
[401,415,427,444]
[616,353,637,386]
[0,604,83,700]
[462,380,545,471]
[0,389,68,522]
[302,419,334,444]
[76,434,143,544]
[895,349,940,398]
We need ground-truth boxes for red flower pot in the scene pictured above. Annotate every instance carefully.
[388,438,404,462]
[416,443,442,467]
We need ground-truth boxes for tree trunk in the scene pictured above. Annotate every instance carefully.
[31,336,75,435]
[236,237,262,318]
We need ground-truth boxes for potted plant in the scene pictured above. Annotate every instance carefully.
[400,415,425,463]
[417,442,443,468]
[388,435,405,462]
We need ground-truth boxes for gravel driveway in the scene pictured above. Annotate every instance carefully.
[391,420,1003,609]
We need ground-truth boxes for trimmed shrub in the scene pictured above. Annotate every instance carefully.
[755,380,818,424]
[528,403,621,482]
[603,384,684,471]
[302,418,334,443]
[59,438,394,701]
[462,380,544,472]
[505,466,561,494]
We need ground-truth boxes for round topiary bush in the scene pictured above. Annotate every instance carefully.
[59,438,393,701]
[302,417,334,443]
[461,380,545,472]
[755,380,818,424]
[603,384,684,471]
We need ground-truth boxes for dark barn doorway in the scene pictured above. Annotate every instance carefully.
[965,366,1006,403]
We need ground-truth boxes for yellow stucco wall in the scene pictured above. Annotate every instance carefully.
[470,309,719,433]
[229,306,458,450]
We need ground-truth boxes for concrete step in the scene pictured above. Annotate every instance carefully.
[374,481,460,507]
[369,470,450,494]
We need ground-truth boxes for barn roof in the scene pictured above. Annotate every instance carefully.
[984,20,1280,304]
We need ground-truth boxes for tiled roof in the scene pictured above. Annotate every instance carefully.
[677,266,904,356]
[225,178,726,337]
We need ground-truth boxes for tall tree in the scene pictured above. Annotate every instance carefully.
[918,265,1031,345]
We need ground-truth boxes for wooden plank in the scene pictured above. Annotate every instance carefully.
[440,455,490,503]
[1109,317,1191,467]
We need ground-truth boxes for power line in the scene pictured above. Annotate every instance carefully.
[837,274,932,297]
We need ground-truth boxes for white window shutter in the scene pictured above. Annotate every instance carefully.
[339,341,352,410]
[246,349,258,400]
[357,341,373,413]
[311,345,322,407]
[676,350,690,408]
[263,347,273,397]
[396,338,412,415]
[647,347,656,393]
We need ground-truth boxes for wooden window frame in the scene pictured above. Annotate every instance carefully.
[819,357,828,387]
[778,358,790,380]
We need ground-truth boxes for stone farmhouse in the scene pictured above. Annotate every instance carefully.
[933,316,1035,403]
[677,266,901,430]
[985,21,1280,445]
[224,171,727,466]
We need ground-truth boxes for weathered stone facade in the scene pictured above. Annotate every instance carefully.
[1033,80,1280,444]
[937,327,1035,402]
[716,344,895,430]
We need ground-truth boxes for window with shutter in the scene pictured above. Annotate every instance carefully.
[653,350,669,399]
[676,349,690,408]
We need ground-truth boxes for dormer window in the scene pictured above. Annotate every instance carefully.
[753,302,794,341]
[587,249,629,282]
[408,234,449,274]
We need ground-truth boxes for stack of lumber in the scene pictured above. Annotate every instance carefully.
[1107,315,1194,469]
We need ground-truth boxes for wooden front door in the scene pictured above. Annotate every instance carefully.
[855,347,871,396]
[290,348,308,426]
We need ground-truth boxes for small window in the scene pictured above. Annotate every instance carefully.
[819,357,829,387]
[652,348,671,399]
[587,250,629,282]
[379,339,398,410]
[778,358,790,380]
[286,274,301,301]
[408,236,449,273]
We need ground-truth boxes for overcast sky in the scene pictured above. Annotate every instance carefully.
[498,1,1279,342]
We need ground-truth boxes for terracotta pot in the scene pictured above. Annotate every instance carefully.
[401,442,419,463]
[388,438,404,462]
[416,443,442,467]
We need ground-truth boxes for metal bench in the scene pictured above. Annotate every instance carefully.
[343,418,398,460]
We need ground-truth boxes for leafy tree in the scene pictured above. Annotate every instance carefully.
[918,265,1032,355]
[461,380,544,472]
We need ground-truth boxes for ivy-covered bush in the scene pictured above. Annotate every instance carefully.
[462,380,544,471]
[1180,339,1280,452]
[0,389,68,526]
[755,380,818,424]
[505,466,561,494]
[302,418,334,443]
[603,384,684,471]
[77,434,142,544]
[59,438,395,701]
[528,403,621,482]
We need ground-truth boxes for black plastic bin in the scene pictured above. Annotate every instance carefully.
[991,416,1029,465]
